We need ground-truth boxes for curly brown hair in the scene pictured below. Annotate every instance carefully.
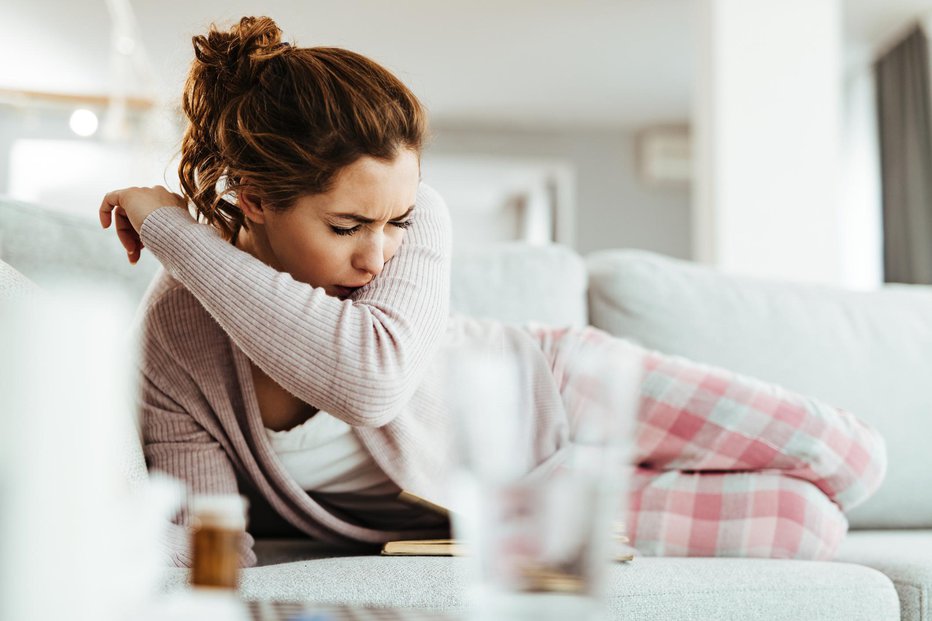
[178,16,428,241]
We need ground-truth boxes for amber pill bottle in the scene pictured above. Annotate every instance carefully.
[190,495,249,590]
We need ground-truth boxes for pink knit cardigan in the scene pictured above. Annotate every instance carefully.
[136,184,569,566]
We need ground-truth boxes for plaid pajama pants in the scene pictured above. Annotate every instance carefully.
[524,324,887,561]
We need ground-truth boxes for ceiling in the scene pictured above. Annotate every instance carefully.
[3,0,931,130]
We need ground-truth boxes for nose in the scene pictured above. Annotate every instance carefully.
[351,233,387,279]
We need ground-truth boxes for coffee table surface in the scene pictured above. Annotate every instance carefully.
[246,601,453,621]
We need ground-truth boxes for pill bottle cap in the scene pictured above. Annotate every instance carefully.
[190,494,248,530]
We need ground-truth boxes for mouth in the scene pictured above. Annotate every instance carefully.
[332,285,363,299]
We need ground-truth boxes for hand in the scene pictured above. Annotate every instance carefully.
[99,185,187,264]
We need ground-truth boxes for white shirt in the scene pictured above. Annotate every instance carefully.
[264,412,449,531]
[264,411,395,494]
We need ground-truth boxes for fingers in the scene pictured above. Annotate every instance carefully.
[99,188,124,229]
[126,238,145,265]
[113,206,145,264]
[99,186,184,264]
[100,190,139,263]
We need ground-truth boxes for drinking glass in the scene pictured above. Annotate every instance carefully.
[446,334,642,621]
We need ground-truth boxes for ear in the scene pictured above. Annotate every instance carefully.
[238,187,267,225]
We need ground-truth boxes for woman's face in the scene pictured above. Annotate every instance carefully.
[240,149,420,299]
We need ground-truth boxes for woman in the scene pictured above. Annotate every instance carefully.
[100,16,886,567]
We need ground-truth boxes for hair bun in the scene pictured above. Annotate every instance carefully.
[191,16,287,95]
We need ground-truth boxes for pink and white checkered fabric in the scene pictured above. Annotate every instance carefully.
[524,324,887,560]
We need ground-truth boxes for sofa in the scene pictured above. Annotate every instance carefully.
[2,194,930,621]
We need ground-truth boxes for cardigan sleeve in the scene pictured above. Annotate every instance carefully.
[140,340,257,569]
[138,183,452,428]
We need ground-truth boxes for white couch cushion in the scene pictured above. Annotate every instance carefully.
[0,197,159,305]
[451,242,587,328]
[161,540,899,620]
[587,249,932,529]
[837,530,932,621]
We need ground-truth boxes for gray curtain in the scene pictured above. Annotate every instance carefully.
[876,25,932,284]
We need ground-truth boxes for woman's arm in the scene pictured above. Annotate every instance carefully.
[140,343,257,568]
[138,183,451,427]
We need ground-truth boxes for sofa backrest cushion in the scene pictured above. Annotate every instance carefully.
[0,258,38,299]
[451,242,587,328]
[587,249,932,529]
[0,197,160,305]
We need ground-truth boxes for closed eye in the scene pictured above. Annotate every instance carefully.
[330,225,360,236]
[330,219,414,237]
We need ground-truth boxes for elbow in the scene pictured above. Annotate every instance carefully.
[340,395,407,428]
[161,522,257,570]
[336,369,417,428]
[165,537,257,570]
[167,551,193,569]
[334,307,446,427]
[239,530,258,568]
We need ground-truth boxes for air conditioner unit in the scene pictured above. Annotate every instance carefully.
[637,126,692,186]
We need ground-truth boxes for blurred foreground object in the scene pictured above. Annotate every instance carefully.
[446,340,641,621]
[0,279,179,620]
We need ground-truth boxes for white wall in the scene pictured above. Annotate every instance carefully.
[426,124,692,258]
[422,154,576,247]
[840,67,883,289]
[693,0,844,285]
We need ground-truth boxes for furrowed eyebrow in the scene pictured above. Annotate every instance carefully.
[327,205,415,224]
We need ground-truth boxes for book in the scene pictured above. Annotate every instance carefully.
[389,490,635,562]
[381,538,634,562]
[381,539,466,556]
[397,490,452,518]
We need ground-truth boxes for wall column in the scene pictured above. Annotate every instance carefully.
[693,0,843,284]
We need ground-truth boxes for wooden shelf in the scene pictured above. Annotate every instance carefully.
[0,88,155,111]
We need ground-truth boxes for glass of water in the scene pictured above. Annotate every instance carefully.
[446,334,642,621]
